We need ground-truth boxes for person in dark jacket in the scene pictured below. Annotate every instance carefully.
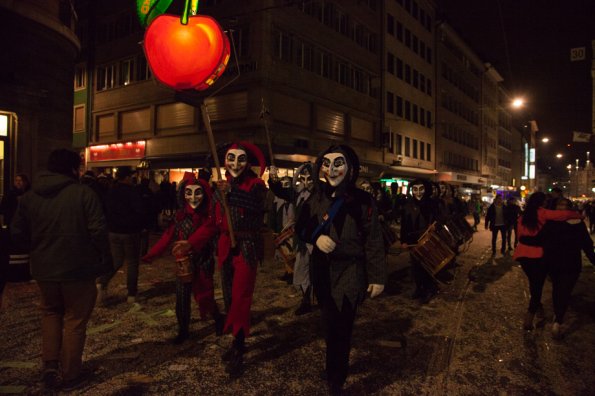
[98,167,146,304]
[485,195,507,255]
[10,149,112,392]
[520,198,595,339]
[296,144,385,395]
[0,173,30,226]
[400,178,439,303]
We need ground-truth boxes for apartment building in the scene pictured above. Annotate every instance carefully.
[0,1,79,199]
[75,0,384,182]
[383,0,437,188]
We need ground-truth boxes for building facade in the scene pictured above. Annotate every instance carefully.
[0,0,79,202]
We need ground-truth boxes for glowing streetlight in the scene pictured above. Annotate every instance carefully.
[512,98,525,109]
[541,137,550,143]
[556,153,563,158]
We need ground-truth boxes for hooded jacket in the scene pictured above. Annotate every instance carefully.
[10,171,112,281]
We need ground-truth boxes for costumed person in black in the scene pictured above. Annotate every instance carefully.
[269,162,315,315]
[400,178,438,303]
[520,198,595,339]
[214,141,267,377]
[296,145,385,395]
[142,172,223,344]
[268,175,295,284]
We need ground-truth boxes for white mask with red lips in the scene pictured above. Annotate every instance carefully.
[184,184,204,209]
[321,153,348,187]
[225,148,248,178]
[412,183,425,201]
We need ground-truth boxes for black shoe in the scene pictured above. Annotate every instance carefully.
[61,369,93,392]
[225,348,244,378]
[41,368,61,391]
[327,381,343,396]
[294,301,312,316]
[172,331,189,345]
[214,314,226,337]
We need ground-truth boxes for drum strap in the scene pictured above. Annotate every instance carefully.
[310,197,345,242]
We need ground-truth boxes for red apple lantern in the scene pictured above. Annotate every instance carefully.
[143,3,230,91]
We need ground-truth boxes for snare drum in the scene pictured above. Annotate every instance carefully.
[433,222,458,250]
[410,223,455,275]
[452,215,474,242]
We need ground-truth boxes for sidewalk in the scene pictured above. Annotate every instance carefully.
[1,226,594,395]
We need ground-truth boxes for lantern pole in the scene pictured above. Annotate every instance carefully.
[260,98,275,168]
[201,103,236,248]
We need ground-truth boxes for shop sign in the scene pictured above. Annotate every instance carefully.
[89,141,146,161]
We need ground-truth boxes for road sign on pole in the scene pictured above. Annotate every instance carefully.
[570,47,586,61]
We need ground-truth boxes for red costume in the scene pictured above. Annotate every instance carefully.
[143,172,222,343]
[215,141,266,376]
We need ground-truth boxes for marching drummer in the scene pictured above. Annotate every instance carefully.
[400,178,439,304]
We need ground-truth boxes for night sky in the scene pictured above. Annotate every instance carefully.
[437,0,595,172]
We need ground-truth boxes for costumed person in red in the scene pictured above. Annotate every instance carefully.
[142,172,224,344]
[214,141,267,377]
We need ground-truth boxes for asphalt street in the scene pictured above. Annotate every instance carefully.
[1,219,594,395]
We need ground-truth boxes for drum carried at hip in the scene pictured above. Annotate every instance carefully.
[410,222,456,276]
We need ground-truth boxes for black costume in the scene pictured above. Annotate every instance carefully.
[400,178,438,301]
[297,145,385,394]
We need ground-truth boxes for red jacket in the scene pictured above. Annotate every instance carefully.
[513,208,582,260]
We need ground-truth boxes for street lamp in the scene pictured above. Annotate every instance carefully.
[541,137,549,143]
[556,153,563,158]
[512,98,525,109]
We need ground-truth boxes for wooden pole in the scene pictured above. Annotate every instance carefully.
[260,98,275,167]
[201,102,236,248]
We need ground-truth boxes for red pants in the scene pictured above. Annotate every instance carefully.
[221,253,257,336]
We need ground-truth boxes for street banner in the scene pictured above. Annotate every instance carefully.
[572,131,592,142]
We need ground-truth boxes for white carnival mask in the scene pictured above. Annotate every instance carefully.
[361,181,373,194]
[225,148,248,178]
[412,184,425,201]
[296,170,313,193]
[321,153,348,187]
[184,184,204,209]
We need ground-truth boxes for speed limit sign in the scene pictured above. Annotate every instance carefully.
[570,47,586,61]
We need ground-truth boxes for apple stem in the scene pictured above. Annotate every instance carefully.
[181,0,199,24]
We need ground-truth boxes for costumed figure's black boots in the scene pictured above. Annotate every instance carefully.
[224,330,245,378]
[213,309,226,336]
[295,286,313,316]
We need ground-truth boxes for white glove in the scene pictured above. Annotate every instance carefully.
[316,235,336,253]
[367,284,384,298]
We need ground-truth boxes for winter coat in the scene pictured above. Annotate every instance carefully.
[513,208,582,260]
[10,171,112,282]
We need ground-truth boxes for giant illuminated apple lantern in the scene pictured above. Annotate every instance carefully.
[143,0,230,91]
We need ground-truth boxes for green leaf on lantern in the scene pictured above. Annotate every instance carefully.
[136,0,173,28]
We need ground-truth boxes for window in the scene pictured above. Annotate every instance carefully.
[413,139,418,158]
[404,29,411,48]
[119,59,134,86]
[73,105,85,132]
[396,134,402,154]
[412,104,418,123]
[420,108,425,126]
[96,63,115,91]
[396,58,403,79]
[396,22,403,41]
[427,111,432,127]
[412,69,419,88]
[396,96,403,117]
[338,61,350,85]
[420,141,425,160]
[427,143,431,161]
[316,50,332,78]
[405,64,411,84]
[74,65,86,90]
[405,137,410,156]
[427,78,432,96]
[420,41,426,59]
[405,101,411,120]
[273,30,292,62]
[426,47,433,64]
[387,52,395,74]
[420,74,426,93]
[137,55,152,81]
[387,14,394,35]
[386,91,394,114]
[231,27,250,59]
[297,41,314,71]
[412,35,418,54]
